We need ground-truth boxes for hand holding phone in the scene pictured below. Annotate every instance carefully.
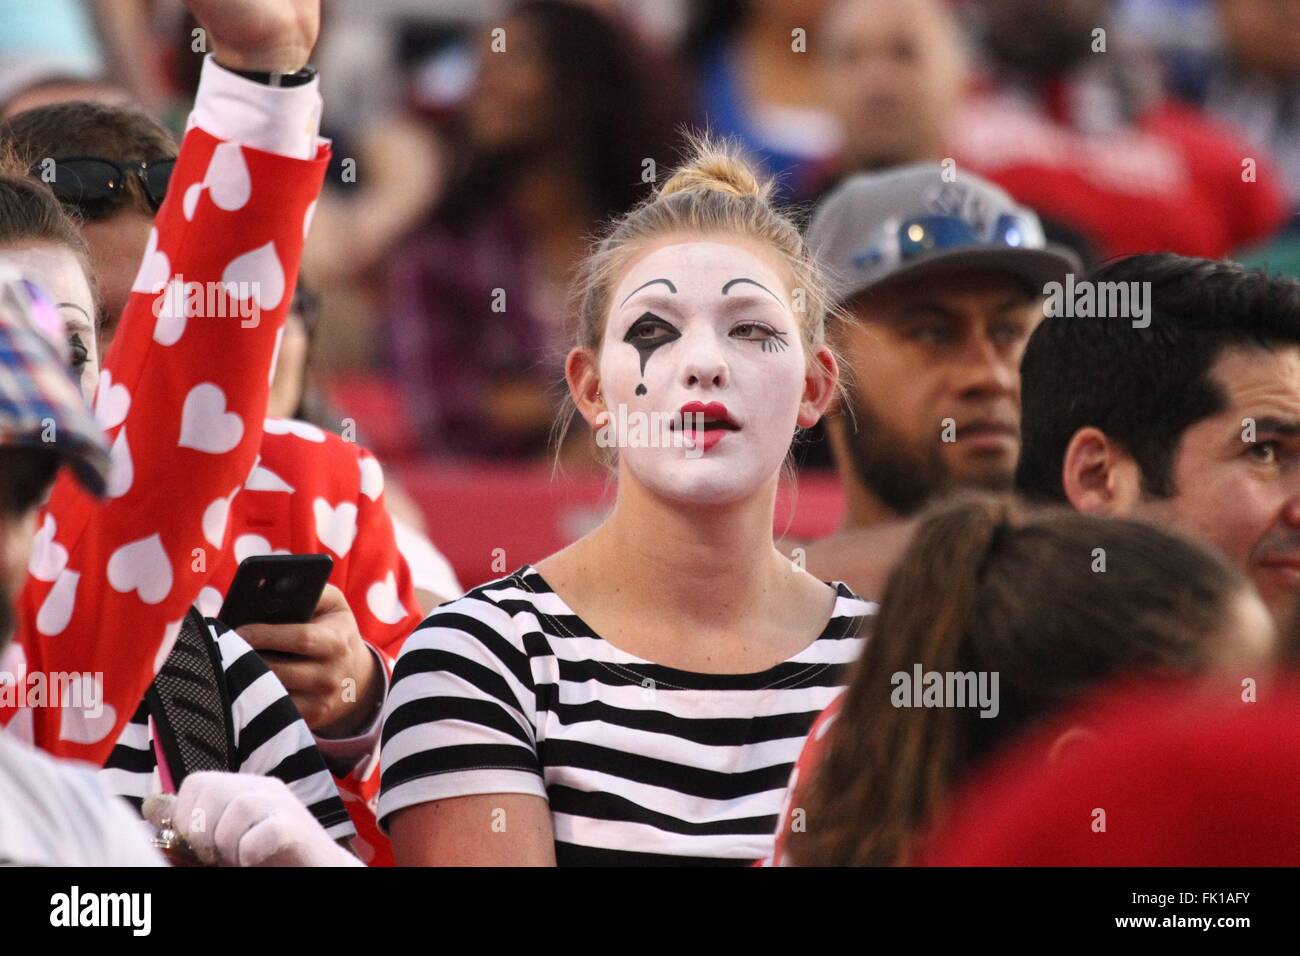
[217,553,333,632]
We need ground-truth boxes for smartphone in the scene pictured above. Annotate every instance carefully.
[216,553,334,631]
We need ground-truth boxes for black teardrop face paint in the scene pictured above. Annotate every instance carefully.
[623,311,680,399]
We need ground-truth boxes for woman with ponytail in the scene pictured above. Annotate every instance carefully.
[776,495,1277,866]
[380,136,876,865]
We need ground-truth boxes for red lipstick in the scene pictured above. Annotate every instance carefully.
[677,400,739,452]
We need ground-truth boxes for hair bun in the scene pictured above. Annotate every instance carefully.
[658,134,772,202]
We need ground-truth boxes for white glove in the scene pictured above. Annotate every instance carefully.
[143,773,362,867]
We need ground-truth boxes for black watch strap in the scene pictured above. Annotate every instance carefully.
[224,63,318,88]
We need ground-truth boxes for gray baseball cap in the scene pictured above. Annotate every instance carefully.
[807,163,1081,306]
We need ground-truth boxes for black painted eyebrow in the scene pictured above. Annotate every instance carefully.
[620,278,677,308]
[722,277,781,303]
[57,302,93,327]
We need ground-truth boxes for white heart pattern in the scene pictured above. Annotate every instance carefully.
[222,241,285,312]
[0,642,26,683]
[57,674,118,745]
[233,534,290,564]
[365,572,408,625]
[313,498,358,558]
[245,463,295,494]
[303,199,318,241]
[196,586,224,619]
[179,383,244,454]
[358,455,384,501]
[205,142,252,211]
[36,569,80,636]
[202,486,239,549]
[130,227,170,294]
[94,369,131,431]
[106,428,133,499]
[264,417,326,443]
[27,514,68,582]
[153,277,189,346]
[107,533,173,605]
[183,181,203,221]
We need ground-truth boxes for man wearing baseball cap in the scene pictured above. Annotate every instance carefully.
[0,270,167,865]
[799,164,1078,597]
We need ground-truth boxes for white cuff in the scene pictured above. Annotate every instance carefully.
[186,55,323,160]
[314,644,388,776]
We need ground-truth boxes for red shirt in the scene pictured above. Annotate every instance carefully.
[208,422,421,865]
[766,693,843,867]
[951,86,1289,259]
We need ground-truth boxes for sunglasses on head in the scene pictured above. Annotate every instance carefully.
[852,212,1045,270]
[31,156,176,220]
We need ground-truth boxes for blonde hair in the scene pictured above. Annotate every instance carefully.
[556,134,845,459]
[573,133,837,351]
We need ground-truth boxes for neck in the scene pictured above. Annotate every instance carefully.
[585,470,787,629]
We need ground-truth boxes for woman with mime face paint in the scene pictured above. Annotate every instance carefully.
[380,139,876,866]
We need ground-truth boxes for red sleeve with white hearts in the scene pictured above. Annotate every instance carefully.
[204,423,421,653]
[203,424,419,867]
[337,444,421,866]
[7,129,329,762]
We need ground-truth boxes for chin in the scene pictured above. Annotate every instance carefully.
[632,457,775,507]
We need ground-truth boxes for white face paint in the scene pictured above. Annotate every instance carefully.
[0,245,98,401]
[598,238,810,504]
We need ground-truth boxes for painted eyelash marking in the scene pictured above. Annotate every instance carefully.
[624,310,680,398]
[761,331,790,353]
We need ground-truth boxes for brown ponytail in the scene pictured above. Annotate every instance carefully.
[786,495,1250,866]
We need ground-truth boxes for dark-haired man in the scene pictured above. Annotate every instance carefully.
[800,164,1077,596]
[1017,252,1300,628]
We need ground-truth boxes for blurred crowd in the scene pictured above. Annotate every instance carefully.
[7,0,1300,463]
[6,0,1300,875]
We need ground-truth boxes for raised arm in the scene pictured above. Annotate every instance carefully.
[10,0,326,762]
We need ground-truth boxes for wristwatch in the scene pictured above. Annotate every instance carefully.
[224,64,318,88]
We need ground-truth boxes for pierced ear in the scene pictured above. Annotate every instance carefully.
[1061,427,1143,515]
[566,347,605,428]
[797,345,840,429]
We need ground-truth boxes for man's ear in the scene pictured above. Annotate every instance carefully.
[1061,427,1145,515]
[565,346,605,429]
[798,345,840,428]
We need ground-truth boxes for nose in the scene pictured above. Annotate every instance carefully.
[1280,493,1300,529]
[952,333,1017,402]
[681,329,730,390]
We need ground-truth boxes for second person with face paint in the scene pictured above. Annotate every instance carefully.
[378,137,876,865]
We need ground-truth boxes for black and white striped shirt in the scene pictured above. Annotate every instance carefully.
[100,621,354,841]
[379,566,874,865]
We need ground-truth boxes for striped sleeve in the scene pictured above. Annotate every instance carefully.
[213,623,355,840]
[378,591,545,830]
